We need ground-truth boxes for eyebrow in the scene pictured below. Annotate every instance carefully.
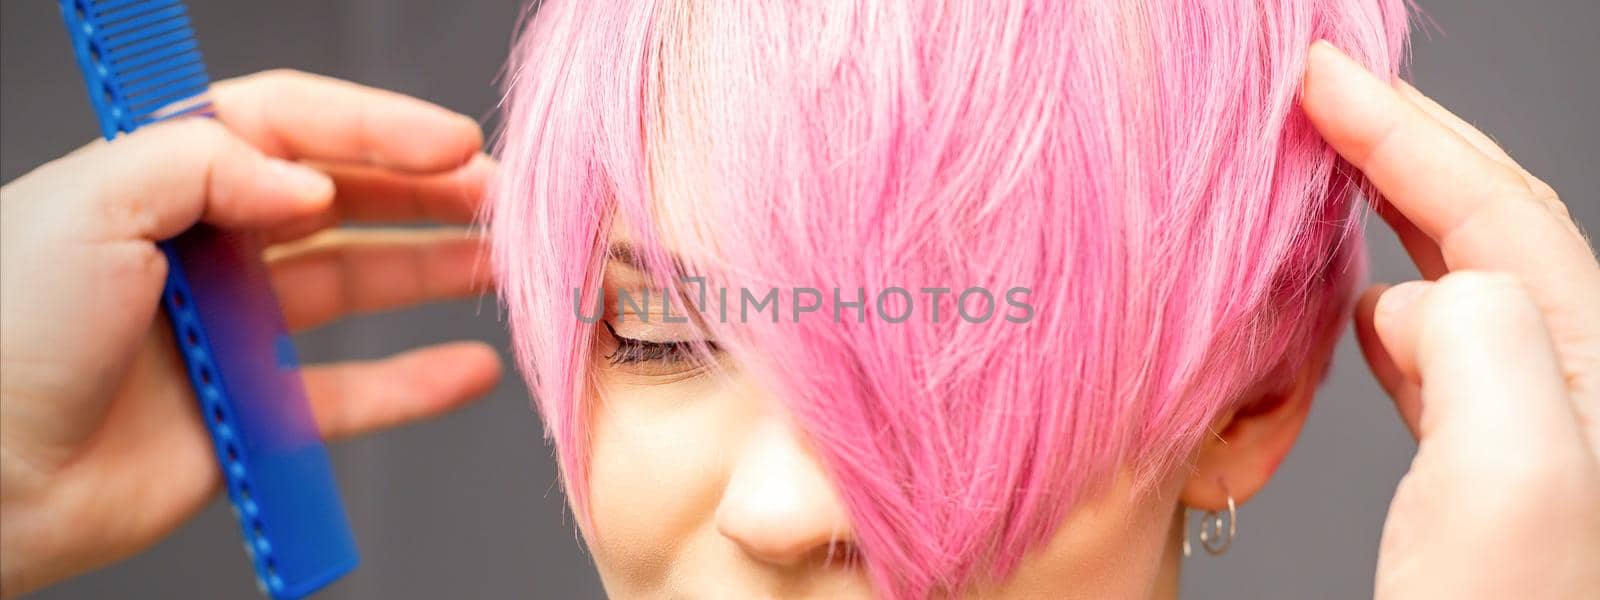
[606,242,688,277]
[604,242,713,328]
[606,243,643,270]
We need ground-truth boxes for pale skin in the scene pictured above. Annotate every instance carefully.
[2,41,1597,599]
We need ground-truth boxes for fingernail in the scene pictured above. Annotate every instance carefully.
[1308,39,1379,86]
[1302,38,1398,131]
[1375,281,1430,323]
[1309,40,1349,73]
[455,113,484,138]
[268,158,333,202]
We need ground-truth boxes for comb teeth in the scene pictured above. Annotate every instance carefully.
[62,0,212,136]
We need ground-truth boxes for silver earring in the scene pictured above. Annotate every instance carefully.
[1183,483,1237,557]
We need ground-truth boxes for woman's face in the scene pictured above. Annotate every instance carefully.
[578,226,1190,599]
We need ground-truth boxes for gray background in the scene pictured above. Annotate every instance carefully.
[2,1,1594,598]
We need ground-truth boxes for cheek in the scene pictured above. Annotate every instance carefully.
[584,375,749,586]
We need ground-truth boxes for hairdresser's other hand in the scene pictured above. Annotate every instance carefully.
[0,70,502,598]
[1303,42,1600,599]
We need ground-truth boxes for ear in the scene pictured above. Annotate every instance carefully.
[1180,335,1338,511]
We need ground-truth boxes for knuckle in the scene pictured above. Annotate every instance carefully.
[1474,163,1535,201]
[152,122,240,172]
[1530,187,1574,220]
[129,241,169,282]
[1534,188,1567,212]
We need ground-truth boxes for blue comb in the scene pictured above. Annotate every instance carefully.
[57,1,359,597]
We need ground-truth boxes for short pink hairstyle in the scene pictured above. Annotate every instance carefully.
[489,1,1409,597]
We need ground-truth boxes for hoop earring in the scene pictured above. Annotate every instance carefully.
[1182,483,1237,557]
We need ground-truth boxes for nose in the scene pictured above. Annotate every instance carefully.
[715,419,857,567]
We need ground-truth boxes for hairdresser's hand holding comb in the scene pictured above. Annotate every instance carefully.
[1302,42,1600,599]
[0,71,501,596]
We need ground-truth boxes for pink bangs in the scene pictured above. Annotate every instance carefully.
[488,1,1410,597]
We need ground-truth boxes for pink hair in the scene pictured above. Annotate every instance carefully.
[489,1,1409,597]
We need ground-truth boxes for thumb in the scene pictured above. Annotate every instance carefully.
[55,118,334,242]
[1354,283,1423,438]
[1371,271,1581,452]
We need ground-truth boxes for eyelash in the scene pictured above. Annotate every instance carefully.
[602,321,716,365]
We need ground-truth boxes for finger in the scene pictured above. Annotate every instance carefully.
[42,119,334,242]
[322,152,492,222]
[1395,81,1576,236]
[265,228,491,330]
[1304,41,1600,401]
[260,154,494,245]
[1374,196,1448,280]
[1304,41,1529,237]
[302,341,502,440]
[210,70,482,173]
[1394,81,1522,169]
[1394,81,1556,197]
[1372,272,1582,454]
[1354,283,1423,438]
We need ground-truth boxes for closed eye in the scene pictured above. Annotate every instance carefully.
[602,321,719,365]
